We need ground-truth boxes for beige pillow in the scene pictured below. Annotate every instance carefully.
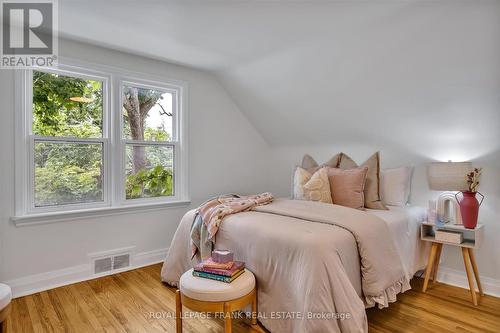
[301,153,341,172]
[293,167,333,204]
[339,152,388,210]
[301,154,320,170]
[327,167,368,209]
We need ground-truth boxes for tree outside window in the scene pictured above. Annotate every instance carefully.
[32,71,175,207]
[122,84,174,199]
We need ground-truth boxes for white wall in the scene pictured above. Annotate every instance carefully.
[0,39,270,292]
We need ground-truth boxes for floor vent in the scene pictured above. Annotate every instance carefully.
[113,254,130,270]
[94,257,113,274]
[90,247,134,275]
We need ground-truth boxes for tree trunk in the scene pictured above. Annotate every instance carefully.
[122,87,163,174]
[123,87,146,173]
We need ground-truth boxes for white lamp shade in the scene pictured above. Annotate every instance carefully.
[428,162,472,191]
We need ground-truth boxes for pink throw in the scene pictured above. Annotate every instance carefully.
[198,192,274,240]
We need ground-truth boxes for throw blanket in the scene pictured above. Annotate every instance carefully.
[190,192,274,260]
[162,199,410,333]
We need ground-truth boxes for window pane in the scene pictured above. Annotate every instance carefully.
[32,71,103,138]
[125,145,174,199]
[122,85,173,141]
[34,141,104,207]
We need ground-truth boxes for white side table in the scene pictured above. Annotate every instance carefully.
[420,222,484,305]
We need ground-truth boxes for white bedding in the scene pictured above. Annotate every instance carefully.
[367,205,429,281]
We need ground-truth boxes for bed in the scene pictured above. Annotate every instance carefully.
[161,199,428,333]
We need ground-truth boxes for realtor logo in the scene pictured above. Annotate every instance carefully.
[1,0,58,68]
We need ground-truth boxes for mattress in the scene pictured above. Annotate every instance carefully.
[367,205,429,281]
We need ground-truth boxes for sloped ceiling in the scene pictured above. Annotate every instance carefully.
[60,1,500,158]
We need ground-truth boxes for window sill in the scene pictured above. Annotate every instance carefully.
[11,200,191,227]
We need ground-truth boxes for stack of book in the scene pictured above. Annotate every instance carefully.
[193,257,246,283]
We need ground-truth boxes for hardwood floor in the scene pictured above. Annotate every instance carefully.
[367,278,500,333]
[4,264,500,332]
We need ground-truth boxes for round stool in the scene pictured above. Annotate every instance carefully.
[0,284,12,333]
[176,268,257,333]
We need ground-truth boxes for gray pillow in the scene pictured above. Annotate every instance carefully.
[301,153,341,171]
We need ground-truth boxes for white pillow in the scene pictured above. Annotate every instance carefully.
[381,166,413,206]
[293,167,333,204]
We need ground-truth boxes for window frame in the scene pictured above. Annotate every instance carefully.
[118,78,182,204]
[14,59,189,221]
[22,66,111,214]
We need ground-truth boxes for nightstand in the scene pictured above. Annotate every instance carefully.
[420,222,484,305]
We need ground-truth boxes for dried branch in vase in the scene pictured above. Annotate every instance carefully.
[466,168,482,193]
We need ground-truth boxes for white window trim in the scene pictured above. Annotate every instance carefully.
[22,66,112,215]
[117,77,182,205]
[13,57,190,226]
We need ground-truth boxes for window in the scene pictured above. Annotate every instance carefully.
[121,83,176,200]
[15,62,188,217]
[32,71,106,208]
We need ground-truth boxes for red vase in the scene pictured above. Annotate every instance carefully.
[456,191,484,229]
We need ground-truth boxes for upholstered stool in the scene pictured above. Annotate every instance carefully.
[0,284,12,333]
[176,268,257,333]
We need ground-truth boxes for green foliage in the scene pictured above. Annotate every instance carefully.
[144,127,170,141]
[124,145,173,199]
[138,88,163,110]
[125,165,173,199]
[32,71,174,205]
[32,71,104,206]
[35,165,103,206]
[33,71,102,137]
[34,142,103,206]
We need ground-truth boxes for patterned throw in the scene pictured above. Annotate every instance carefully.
[190,192,274,259]
[199,192,274,240]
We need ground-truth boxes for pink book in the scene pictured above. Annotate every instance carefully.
[194,261,245,277]
[201,257,234,270]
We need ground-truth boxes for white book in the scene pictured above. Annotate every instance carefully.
[435,230,463,244]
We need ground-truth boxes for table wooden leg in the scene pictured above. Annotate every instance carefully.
[175,290,182,333]
[423,242,438,292]
[468,249,484,296]
[224,302,232,333]
[432,243,443,282]
[462,247,478,306]
[251,289,257,325]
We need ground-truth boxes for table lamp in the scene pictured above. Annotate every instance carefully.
[428,161,472,224]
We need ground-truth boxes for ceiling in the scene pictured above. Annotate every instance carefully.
[60,1,500,157]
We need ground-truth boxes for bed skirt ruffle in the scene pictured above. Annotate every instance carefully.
[364,276,411,309]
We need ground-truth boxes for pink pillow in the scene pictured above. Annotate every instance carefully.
[327,167,369,209]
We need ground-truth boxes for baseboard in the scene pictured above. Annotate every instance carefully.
[437,266,500,297]
[134,248,169,268]
[4,248,168,298]
[6,250,499,300]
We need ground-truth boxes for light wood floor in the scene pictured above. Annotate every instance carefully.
[4,264,500,332]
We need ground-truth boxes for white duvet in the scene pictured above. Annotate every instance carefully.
[367,205,429,281]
